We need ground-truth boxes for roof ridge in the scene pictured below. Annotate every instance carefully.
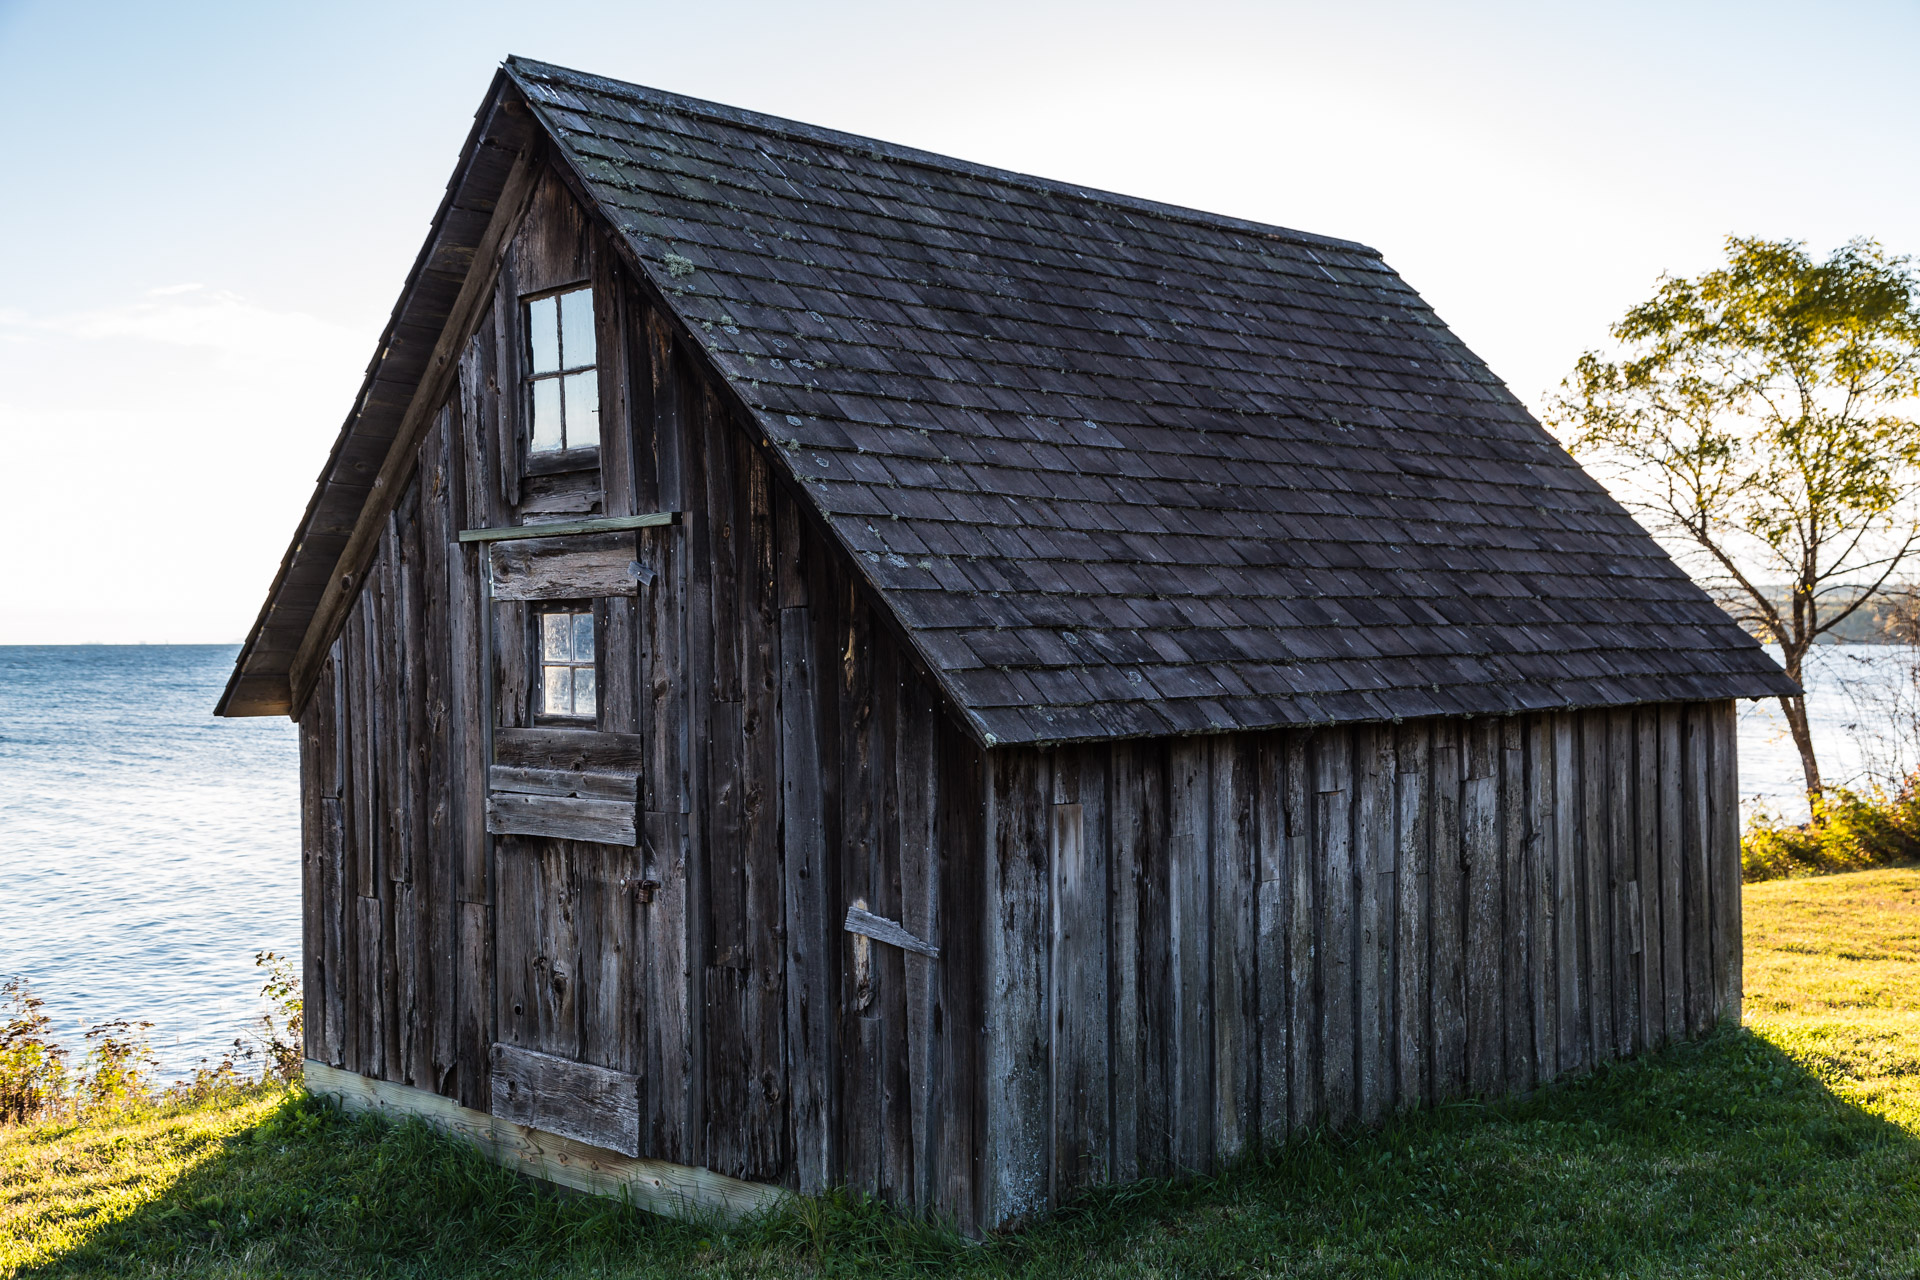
[503,55,1383,261]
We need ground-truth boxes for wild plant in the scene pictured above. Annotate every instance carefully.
[0,977,69,1124]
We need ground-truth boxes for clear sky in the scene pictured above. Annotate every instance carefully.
[2,0,1915,643]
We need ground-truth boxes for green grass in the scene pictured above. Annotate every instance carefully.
[8,871,1920,1278]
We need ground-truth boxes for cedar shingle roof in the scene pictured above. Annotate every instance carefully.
[219,57,1794,733]
[505,58,1791,743]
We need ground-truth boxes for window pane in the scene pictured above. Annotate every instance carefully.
[559,288,597,368]
[542,613,571,662]
[563,371,599,448]
[531,378,564,452]
[528,295,560,374]
[572,666,596,717]
[541,666,573,717]
[572,611,595,662]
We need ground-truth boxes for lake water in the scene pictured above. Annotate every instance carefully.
[0,646,299,1078]
[0,643,1910,1080]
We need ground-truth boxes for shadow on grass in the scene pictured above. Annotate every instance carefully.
[21,1027,1920,1279]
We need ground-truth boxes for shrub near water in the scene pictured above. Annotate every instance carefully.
[1744,776,1920,881]
[0,980,68,1125]
[0,952,303,1129]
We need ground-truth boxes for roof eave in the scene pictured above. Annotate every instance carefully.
[216,68,539,718]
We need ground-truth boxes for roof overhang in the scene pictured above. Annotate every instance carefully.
[216,71,538,717]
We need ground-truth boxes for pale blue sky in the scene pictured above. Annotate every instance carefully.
[2,0,1915,641]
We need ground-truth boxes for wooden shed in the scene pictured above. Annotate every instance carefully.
[219,58,1795,1231]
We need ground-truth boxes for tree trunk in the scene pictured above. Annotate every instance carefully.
[1779,693,1823,804]
[1776,647,1824,810]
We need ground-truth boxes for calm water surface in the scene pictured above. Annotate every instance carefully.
[0,643,1908,1079]
[0,646,298,1077]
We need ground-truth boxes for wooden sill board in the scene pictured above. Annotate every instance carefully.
[305,1060,787,1222]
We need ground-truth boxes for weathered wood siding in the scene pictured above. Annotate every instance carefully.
[298,156,992,1225]
[293,154,1746,1236]
[977,704,1743,1225]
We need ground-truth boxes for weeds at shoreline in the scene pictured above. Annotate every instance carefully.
[0,953,301,1131]
[1743,776,1920,881]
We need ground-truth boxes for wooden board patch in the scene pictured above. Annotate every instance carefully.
[494,727,644,773]
[489,764,636,800]
[489,532,639,600]
[489,1043,643,1156]
[487,791,638,846]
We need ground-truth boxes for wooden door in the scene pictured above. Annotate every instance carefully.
[480,532,649,1156]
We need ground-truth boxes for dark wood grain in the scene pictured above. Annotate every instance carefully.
[1428,723,1464,1101]
[1393,722,1431,1108]
[1167,739,1212,1170]
[1464,721,1503,1098]
[489,1041,641,1156]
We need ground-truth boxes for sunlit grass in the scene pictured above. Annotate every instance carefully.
[1744,866,1920,1131]
[0,1087,285,1275]
[6,871,1920,1278]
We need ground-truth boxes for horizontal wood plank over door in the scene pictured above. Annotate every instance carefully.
[488,532,641,600]
[494,727,644,773]
[486,792,638,845]
[489,1042,643,1156]
[488,765,637,800]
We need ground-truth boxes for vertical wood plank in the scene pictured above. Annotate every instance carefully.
[1635,709,1664,1053]
[1052,749,1110,1195]
[836,594,882,1197]
[779,604,831,1193]
[1682,704,1714,1035]
[1210,737,1255,1158]
[1284,734,1317,1131]
[356,894,386,1080]
[898,671,939,1210]
[1658,706,1686,1044]
[1526,716,1557,1084]
[1711,701,1742,1024]
[1608,709,1639,1059]
[1108,743,1144,1181]
[1581,713,1615,1061]
[1500,718,1533,1094]
[1463,720,1504,1097]
[1428,723,1465,1101]
[1553,714,1587,1072]
[1167,739,1212,1170]
[1134,741,1173,1173]
[984,750,1051,1225]
[1254,735,1291,1139]
[740,449,787,1182]
[1355,727,1395,1122]
[299,665,334,1065]
[933,722,986,1233]
[1393,722,1431,1109]
[594,246,637,520]
[678,379,714,1170]
[704,697,752,1178]
[1314,732,1355,1129]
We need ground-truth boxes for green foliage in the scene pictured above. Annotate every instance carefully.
[0,979,68,1125]
[0,954,305,1131]
[246,951,303,1084]
[1549,236,1920,797]
[1743,777,1920,881]
[1552,238,1920,620]
[72,1020,157,1115]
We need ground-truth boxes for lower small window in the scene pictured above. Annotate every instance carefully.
[538,606,597,723]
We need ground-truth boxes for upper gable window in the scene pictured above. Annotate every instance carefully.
[526,287,599,453]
